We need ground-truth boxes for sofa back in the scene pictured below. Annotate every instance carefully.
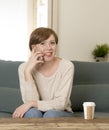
[73,61,109,85]
[70,61,109,112]
[0,60,22,88]
[0,60,23,114]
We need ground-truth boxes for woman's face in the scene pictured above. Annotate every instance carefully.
[33,34,57,62]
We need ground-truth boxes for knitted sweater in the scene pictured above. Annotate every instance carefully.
[18,58,74,112]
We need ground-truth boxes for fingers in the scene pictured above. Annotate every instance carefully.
[12,111,24,118]
[12,111,21,118]
[31,47,44,61]
[31,47,37,55]
[32,46,43,55]
[12,107,25,118]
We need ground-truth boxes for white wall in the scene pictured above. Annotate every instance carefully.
[58,0,109,61]
[0,0,29,61]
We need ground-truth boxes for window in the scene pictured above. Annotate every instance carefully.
[34,0,58,32]
[35,0,48,27]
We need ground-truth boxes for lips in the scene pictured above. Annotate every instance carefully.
[44,52,52,56]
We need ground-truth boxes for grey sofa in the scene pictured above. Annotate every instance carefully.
[71,61,109,118]
[0,60,23,117]
[0,59,109,118]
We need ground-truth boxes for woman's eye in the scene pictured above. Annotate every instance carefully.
[40,42,45,45]
[51,41,56,45]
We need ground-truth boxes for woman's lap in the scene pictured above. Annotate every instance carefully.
[24,108,43,118]
[43,109,73,118]
[24,108,73,118]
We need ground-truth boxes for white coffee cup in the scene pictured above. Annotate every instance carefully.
[83,102,96,120]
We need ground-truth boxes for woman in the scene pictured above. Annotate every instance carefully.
[12,27,74,118]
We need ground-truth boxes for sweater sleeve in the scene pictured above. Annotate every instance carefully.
[37,62,74,111]
[18,63,40,103]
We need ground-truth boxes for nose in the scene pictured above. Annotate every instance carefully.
[45,43,52,49]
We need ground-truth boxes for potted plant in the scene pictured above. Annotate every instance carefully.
[92,43,109,62]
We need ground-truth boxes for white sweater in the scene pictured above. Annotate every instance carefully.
[18,58,74,112]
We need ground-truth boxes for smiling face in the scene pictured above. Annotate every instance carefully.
[29,27,58,62]
[35,34,57,62]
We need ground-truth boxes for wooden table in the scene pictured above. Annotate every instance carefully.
[0,117,109,130]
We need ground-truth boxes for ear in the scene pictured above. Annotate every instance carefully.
[31,45,36,50]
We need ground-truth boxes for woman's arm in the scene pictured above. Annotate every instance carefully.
[12,62,40,118]
[19,47,44,102]
[12,48,44,118]
[18,63,40,102]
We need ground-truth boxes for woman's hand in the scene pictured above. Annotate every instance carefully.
[12,103,31,118]
[24,47,44,81]
[26,48,44,73]
[12,101,38,118]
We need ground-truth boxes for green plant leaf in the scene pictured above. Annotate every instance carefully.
[92,43,109,58]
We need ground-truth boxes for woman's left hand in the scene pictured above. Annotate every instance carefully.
[12,101,37,118]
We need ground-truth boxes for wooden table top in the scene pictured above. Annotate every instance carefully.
[0,117,109,130]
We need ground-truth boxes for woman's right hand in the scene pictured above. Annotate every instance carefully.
[24,47,44,81]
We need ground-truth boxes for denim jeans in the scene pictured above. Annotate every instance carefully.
[24,108,73,118]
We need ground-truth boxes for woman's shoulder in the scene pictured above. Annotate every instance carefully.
[18,62,27,72]
[57,58,74,75]
[60,58,74,69]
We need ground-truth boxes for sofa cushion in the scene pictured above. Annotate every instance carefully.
[0,112,12,117]
[71,84,109,112]
[73,112,109,118]
[0,87,23,113]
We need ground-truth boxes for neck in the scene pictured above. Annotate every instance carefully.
[38,57,57,70]
[44,57,57,67]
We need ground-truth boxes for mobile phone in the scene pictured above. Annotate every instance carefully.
[37,56,44,61]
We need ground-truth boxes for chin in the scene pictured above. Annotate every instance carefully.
[44,57,54,62]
